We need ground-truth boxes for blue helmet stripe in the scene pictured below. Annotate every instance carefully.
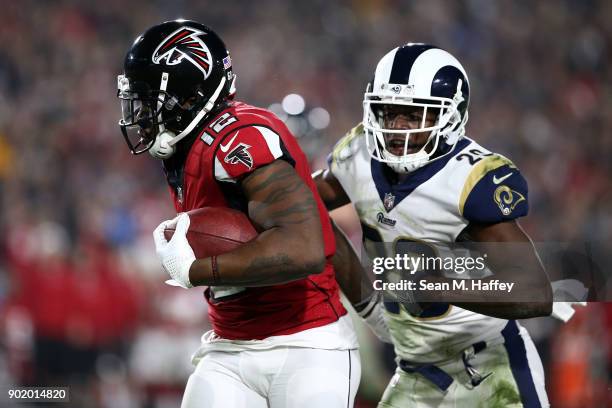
[389,44,434,84]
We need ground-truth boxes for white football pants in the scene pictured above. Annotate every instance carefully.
[181,347,360,408]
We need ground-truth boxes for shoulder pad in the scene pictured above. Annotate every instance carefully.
[231,102,280,127]
[205,103,280,137]
[214,125,290,182]
[459,155,529,223]
[328,123,364,167]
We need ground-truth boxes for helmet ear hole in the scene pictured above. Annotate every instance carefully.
[164,96,179,110]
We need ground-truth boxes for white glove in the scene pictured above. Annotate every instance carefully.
[550,279,588,322]
[153,213,195,289]
[551,302,587,323]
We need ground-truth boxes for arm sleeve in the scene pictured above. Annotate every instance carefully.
[214,126,293,182]
[461,163,529,223]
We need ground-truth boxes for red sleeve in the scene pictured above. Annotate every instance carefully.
[214,125,292,182]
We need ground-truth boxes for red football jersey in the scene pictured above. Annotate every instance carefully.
[166,101,346,340]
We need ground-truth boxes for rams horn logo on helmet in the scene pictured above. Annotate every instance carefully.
[152,27,213,78]
[224,143,253,169]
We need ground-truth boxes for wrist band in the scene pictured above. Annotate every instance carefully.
[211,255,220,285]
[355,292,380,317]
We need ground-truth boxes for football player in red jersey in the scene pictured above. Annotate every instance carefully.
[118,20,359,408]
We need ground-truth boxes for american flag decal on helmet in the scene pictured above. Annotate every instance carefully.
[152,27,213,77]
[223,56,232,69]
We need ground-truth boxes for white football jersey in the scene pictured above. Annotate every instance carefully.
[329,124,530,364]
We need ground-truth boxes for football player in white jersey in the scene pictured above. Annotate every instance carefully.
[316,44,553,407]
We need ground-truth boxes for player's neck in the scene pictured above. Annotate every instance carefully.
[396,173,410,183]
[382,163,409,185]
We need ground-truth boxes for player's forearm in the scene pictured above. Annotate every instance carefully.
[452,301,551,319]
[416,263,553,318]
[312,169,351,211]
[189,225,326,287]
[332,222,373,305]
[425,221,553,318]
[189,160,328,287]
[417,270,551,302]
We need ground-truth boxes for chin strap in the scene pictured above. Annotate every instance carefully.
[168,75,227,147]
[157,72,169,133]
[149,74,228,159]
[149,131,176,159]
[149,72,175,159]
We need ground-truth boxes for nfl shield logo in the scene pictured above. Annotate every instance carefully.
[383,192,395,211]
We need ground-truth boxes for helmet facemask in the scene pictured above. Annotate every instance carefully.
[363,81,467,174]
[118,71,229,158]
[117,73,184,155]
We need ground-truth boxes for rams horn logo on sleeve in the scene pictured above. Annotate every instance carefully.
[494,185,525,216]
[152,27,213,77]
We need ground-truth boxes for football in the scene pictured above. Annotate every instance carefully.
[164,207,258,258]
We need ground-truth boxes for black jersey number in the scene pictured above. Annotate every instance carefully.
[456,149,493,165]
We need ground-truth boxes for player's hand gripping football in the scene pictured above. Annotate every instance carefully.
[153,213,195,289]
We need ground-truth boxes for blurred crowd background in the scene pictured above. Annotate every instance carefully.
[0,0,610,407]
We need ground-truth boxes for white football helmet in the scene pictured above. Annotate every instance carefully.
[363,44,470,173]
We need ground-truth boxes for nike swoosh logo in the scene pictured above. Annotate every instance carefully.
[219,132,239,153]
[493,172,513,184]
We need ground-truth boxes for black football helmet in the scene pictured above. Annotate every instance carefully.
[118,20,235,158]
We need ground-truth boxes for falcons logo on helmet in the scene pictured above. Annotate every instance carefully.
[152,27,213,77]
[224,143,253,169]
